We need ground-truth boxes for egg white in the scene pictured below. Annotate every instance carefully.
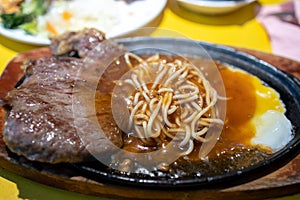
[251,110,293,151]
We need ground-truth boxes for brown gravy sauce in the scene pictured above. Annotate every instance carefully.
[205,64,257,157]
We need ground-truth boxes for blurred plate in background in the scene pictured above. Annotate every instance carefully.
[177,0,256,15]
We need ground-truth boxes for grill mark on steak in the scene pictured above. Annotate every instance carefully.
[1,28,128,163]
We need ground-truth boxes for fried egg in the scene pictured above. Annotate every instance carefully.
[250,72,293,151]
[220,67,293,153]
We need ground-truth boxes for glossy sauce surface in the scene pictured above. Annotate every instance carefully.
[208,66,258,157]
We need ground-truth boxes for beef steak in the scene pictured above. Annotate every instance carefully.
[1,28,128,163]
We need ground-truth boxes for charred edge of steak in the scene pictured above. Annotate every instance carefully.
[0,100,12,111]
[14,75,27,88]
[14,59,37,89]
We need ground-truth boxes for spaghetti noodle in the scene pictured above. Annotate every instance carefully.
[118,52,223,158]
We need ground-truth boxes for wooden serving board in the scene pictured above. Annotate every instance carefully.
[0,47,300,200]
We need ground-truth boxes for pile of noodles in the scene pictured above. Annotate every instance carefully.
[117,52,223,158]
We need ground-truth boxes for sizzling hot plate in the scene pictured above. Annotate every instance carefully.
[2,37,300,190]
[70,37,300,189]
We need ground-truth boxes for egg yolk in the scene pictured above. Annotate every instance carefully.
[208,66,286,156]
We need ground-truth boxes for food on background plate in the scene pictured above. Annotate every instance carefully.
[35,0,119,38]
[0,28,294,177]
[0,0,149,39]
[0,0,23,14]
[0,0,51,35]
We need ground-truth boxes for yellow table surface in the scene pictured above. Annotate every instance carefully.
[1,0,300,199]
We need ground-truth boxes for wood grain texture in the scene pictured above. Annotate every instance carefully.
[0,47,299,200]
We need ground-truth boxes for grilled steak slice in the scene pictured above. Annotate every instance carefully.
[3,57,89,163]
[50,28,106,58]
[1,29,127,163]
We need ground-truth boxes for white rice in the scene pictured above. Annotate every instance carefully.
[37,0,119,38]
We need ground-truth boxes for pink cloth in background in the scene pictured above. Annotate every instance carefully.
[257,0,300,62]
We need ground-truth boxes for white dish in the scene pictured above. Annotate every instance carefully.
[177,0,256,15]
[0,0,167,46]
